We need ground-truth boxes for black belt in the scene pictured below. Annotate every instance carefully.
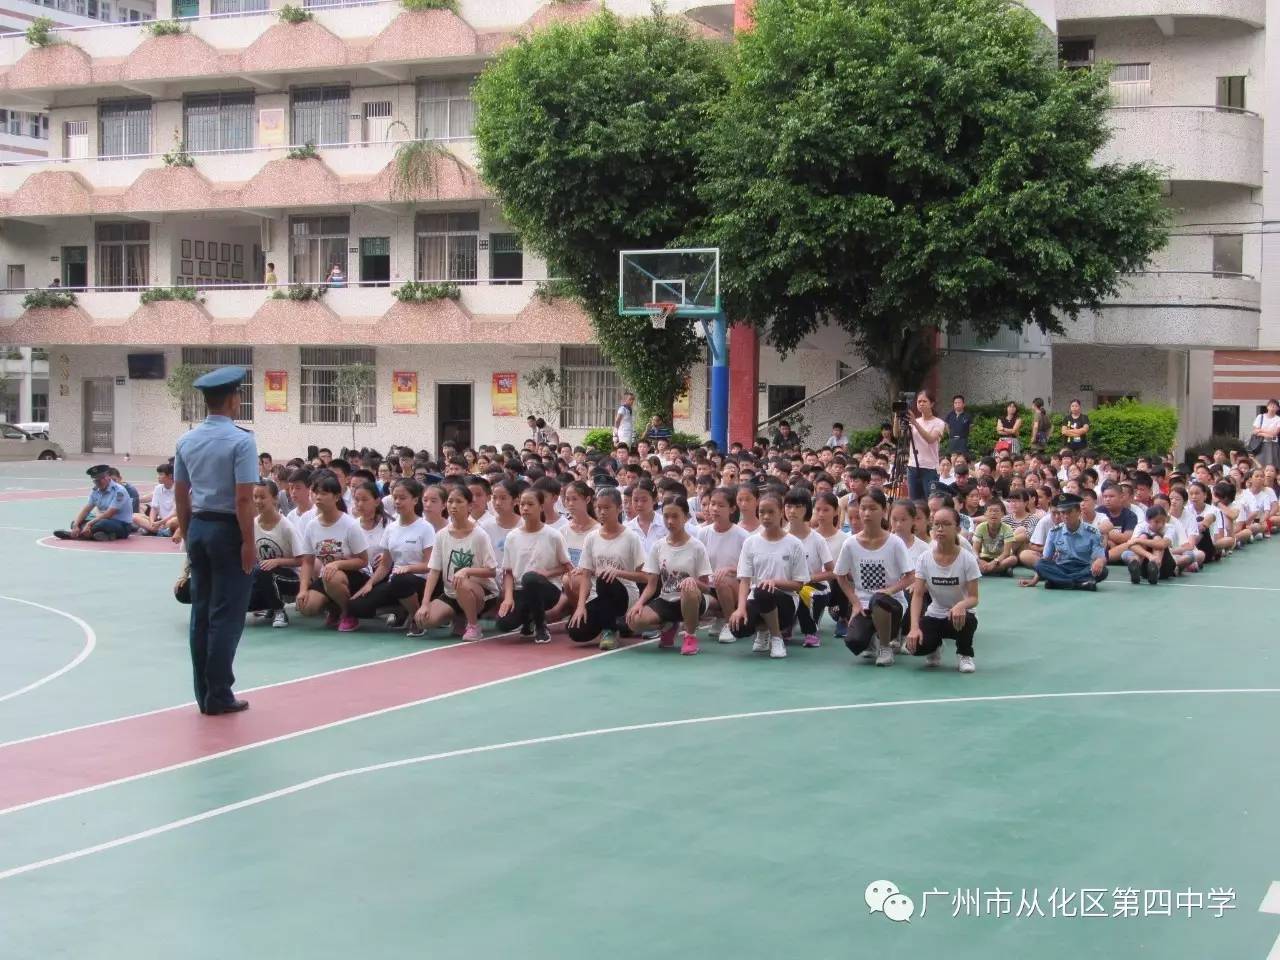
[193,511,237,522]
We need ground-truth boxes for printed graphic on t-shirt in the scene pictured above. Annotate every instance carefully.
[859,560,887,591]
[257,536,285,561]
[568,547,583,567]
[660,560,693,596]
[447,547,475,583]
[314,538,345,566]
[930,574,960,589]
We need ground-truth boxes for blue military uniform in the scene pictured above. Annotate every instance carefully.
[174,366,259,714]
[1034,497,1108,589]
[85,472,134,538]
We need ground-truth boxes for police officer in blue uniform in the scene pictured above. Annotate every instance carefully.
[53,464,135,541]
[173,366,259,715]
[1018,493,1109,592]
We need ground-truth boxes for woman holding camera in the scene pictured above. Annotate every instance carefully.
[893,390,946,501]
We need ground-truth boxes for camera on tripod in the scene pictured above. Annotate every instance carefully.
[891,391,917,420]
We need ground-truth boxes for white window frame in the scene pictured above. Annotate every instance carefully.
[181,346,255,423]
[300,346,377,425]
[560,345,623,429]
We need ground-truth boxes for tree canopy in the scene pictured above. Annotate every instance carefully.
[696,0,1168,392]
[473,10,729,421]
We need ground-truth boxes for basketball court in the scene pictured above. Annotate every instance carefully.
[2,457,1279,958]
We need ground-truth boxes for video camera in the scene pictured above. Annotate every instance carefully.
[891,391,917,418]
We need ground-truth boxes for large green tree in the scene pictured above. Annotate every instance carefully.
[697,0,1169,397]
[473,10,729,422]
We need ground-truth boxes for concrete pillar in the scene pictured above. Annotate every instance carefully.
[728,323,759,445]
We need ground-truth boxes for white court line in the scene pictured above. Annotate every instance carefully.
[33,536,185,558]
[0,636,652,818]
[0,525,54,533]
[0,596,96,704]
[1269,932,1280,960]
[1170,583,1280,593]
[1261,881,1280,915]
[0,686,1275,883]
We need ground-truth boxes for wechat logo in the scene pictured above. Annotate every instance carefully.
[865,880,915,924]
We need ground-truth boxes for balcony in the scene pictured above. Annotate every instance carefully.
[1054,271,1260,349]
[1056,0,1264,28]
[0,279,594,345]
[0,139,485,218]
[1099,106,1262,188]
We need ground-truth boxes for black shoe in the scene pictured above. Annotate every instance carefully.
[1147,562,1160,586]
[1127,559,1143,585]
[1043,581,1059,591]
[1077,579,1097,592]
[91,529,117,542]
[204,698,250,715]
[519,622,534,638]
[53,529,72,540]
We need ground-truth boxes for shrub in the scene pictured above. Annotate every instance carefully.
[1183,435,1245,467]
[582,428,614,453]
[278,3,313,23]
[401,0,458,12]
[534,278,576,303]
[845,426,883,452]
[146,19,185,36]
[161,132,194,168]
[669,431,706,450]
[1087,400,1178,462]
[21,289,77,309]
[270,285,326,302]
[285,142,319,160]
[393,280,460,303]
[25,17,55,47]
[140,286,198,304]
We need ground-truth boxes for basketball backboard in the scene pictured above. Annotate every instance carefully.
[618,248,720,317]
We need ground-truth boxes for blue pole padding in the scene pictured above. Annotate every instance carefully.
[709,311,729,452]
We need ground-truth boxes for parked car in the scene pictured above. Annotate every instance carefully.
[0,423,63,460]
[15,421,49,439]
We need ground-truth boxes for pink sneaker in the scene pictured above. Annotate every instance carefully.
[462,623,484,641]
[802,634,821,648]
[680,632,699,656]
[324,612,340,629]
[337,615,359,633]
[658,625,678,648]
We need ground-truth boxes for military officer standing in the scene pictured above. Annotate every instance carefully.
[173,366,259,714]
[1018,493,1108,591]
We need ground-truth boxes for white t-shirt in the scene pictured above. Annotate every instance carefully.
[792,528,833,579]
[644,536,713,603]
[360,520,390,572]
[626,514,666,554]
[1183,503,1221,539]
[254,514,298,562]
[736,532,810,600]
[429,524,498,598]
[898,534,931,566]
[300,512,368,576]
[288,504,317,529]
[915,548,982,619]
[580,527,646,604]
[822,528,850,564]
[502,525,571,588]
[1132,519,1185,550]
[150,483,176,519]
[385,517,435,577]
[834,534,914,611]
[481,516,520,570]
[616,403,634,443]
[1030,512,1054,548]
[559,521,598,569]
[697,523,750,572]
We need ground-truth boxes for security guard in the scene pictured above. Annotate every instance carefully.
[1018,493,1108,592]
[53,464,134,541]
[173,366,259,715]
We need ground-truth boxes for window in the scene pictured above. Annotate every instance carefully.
[31,381,48,422]
[210,0,267,13]
[1217,76,1246,112]
[183,91,254,153]
[1109,63,1151,108]
[290,215,350,284]
[1059,38,1094,69]
[0,385,19,426]
[1213,234,1244,277]
[300,347,377,425]
[99,99,151,158]
[489,233,523,283]
[181,347,254,423]
[6,265,24,289]
[767,384,805,420]
[560,345,623,429]
[290,85,349,147]
[416,78,475,140]
[31,348,48,361]
[415,212,479,282]
[946,322,1022,354]
[95,222,150,288]
[64,120,89,159]
[1212,405,1240,438]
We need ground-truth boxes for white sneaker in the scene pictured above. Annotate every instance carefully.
[889,638,902,653]
[752,630,769,653]
[769,636,787,659]
[718,624,736,644]
[957,655,976,674]
[875,644,895,667]
[924,648,942,667]
[705,618,723,638]
[861,637,879,660]
[272,610,289,629]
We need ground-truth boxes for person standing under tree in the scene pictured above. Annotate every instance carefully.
[173,366,259,715]
[894,391,946,502]
[1061,398,1091,454]
[944,395,972,456]
[614,390,636,448]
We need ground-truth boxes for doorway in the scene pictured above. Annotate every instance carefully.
[82,378,114,453]
[360,237,390,286]
[436,382,472,450]
[62,246,88,288]
[767,384,806,420]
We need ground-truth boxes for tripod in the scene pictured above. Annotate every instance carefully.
[890,410,924,500]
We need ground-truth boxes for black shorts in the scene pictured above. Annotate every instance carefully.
[314,568,368,594]
[646,595,707,624]
[438,592,498,616]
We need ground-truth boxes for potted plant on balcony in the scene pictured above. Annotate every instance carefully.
[400,0,458,12]
[145,19,186,36]
[392,280,460,303]
[391,139,466,201]
[24,17,56,47]
[21,289,77,309]
[278,4,314,24]
[161,130,194,168]
[285,142,320,161]
[270,284,327,301]
[140,286,201,305]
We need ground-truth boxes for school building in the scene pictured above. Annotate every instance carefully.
[0,0,1275,456]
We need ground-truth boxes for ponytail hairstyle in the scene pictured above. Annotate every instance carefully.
[595,486,623,514]
[355,481,388,527]
[256,478,279,498]
[309,472,347,513]
[393,477,425,516]
[860,488,891,530]
[931,506,962,549]
[567,479,597,520]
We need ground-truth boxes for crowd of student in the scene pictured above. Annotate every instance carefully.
[57,393,1280,675]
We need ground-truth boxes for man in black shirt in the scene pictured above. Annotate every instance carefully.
[1097,482,1137,563]
[1061,399,1091,453]
[944,394,972,455]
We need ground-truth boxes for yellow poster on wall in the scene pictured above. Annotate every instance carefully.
[672,376,692,421]
[259,108,286,149]
[392,371,418,415]
[492,371,519,417]
[264,370,287,412]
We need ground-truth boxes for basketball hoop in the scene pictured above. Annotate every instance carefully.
[644,301,679,331]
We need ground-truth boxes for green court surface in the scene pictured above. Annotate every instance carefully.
[2,459,1279,959]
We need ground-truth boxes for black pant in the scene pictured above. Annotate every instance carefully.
[186,514,252,712]
[567,578,629,644]
[845,594,904,655]
[496,572,561,631]
[348,572,426,619]
[248,567,299,613]
[730,590,798,638]
[1197,528,1219,563]
[796,583,828,634]
[912,612,977,658]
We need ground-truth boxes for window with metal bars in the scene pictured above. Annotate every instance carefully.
[415,78,476,141]
[99,99,151,158]
[183,91,255,153]
[180,346,254,422]
[300,347,377,425]
[210,0,267,13]
[560,345,623,429]
[415,212,479,282]
[290,215,350,285]
[489,233,523,283]
[290,85,350,147]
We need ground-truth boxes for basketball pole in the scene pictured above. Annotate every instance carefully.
[707,310,729,452]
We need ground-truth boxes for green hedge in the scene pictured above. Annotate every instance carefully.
[1184,434,1246,465]
[582,428,613,452]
